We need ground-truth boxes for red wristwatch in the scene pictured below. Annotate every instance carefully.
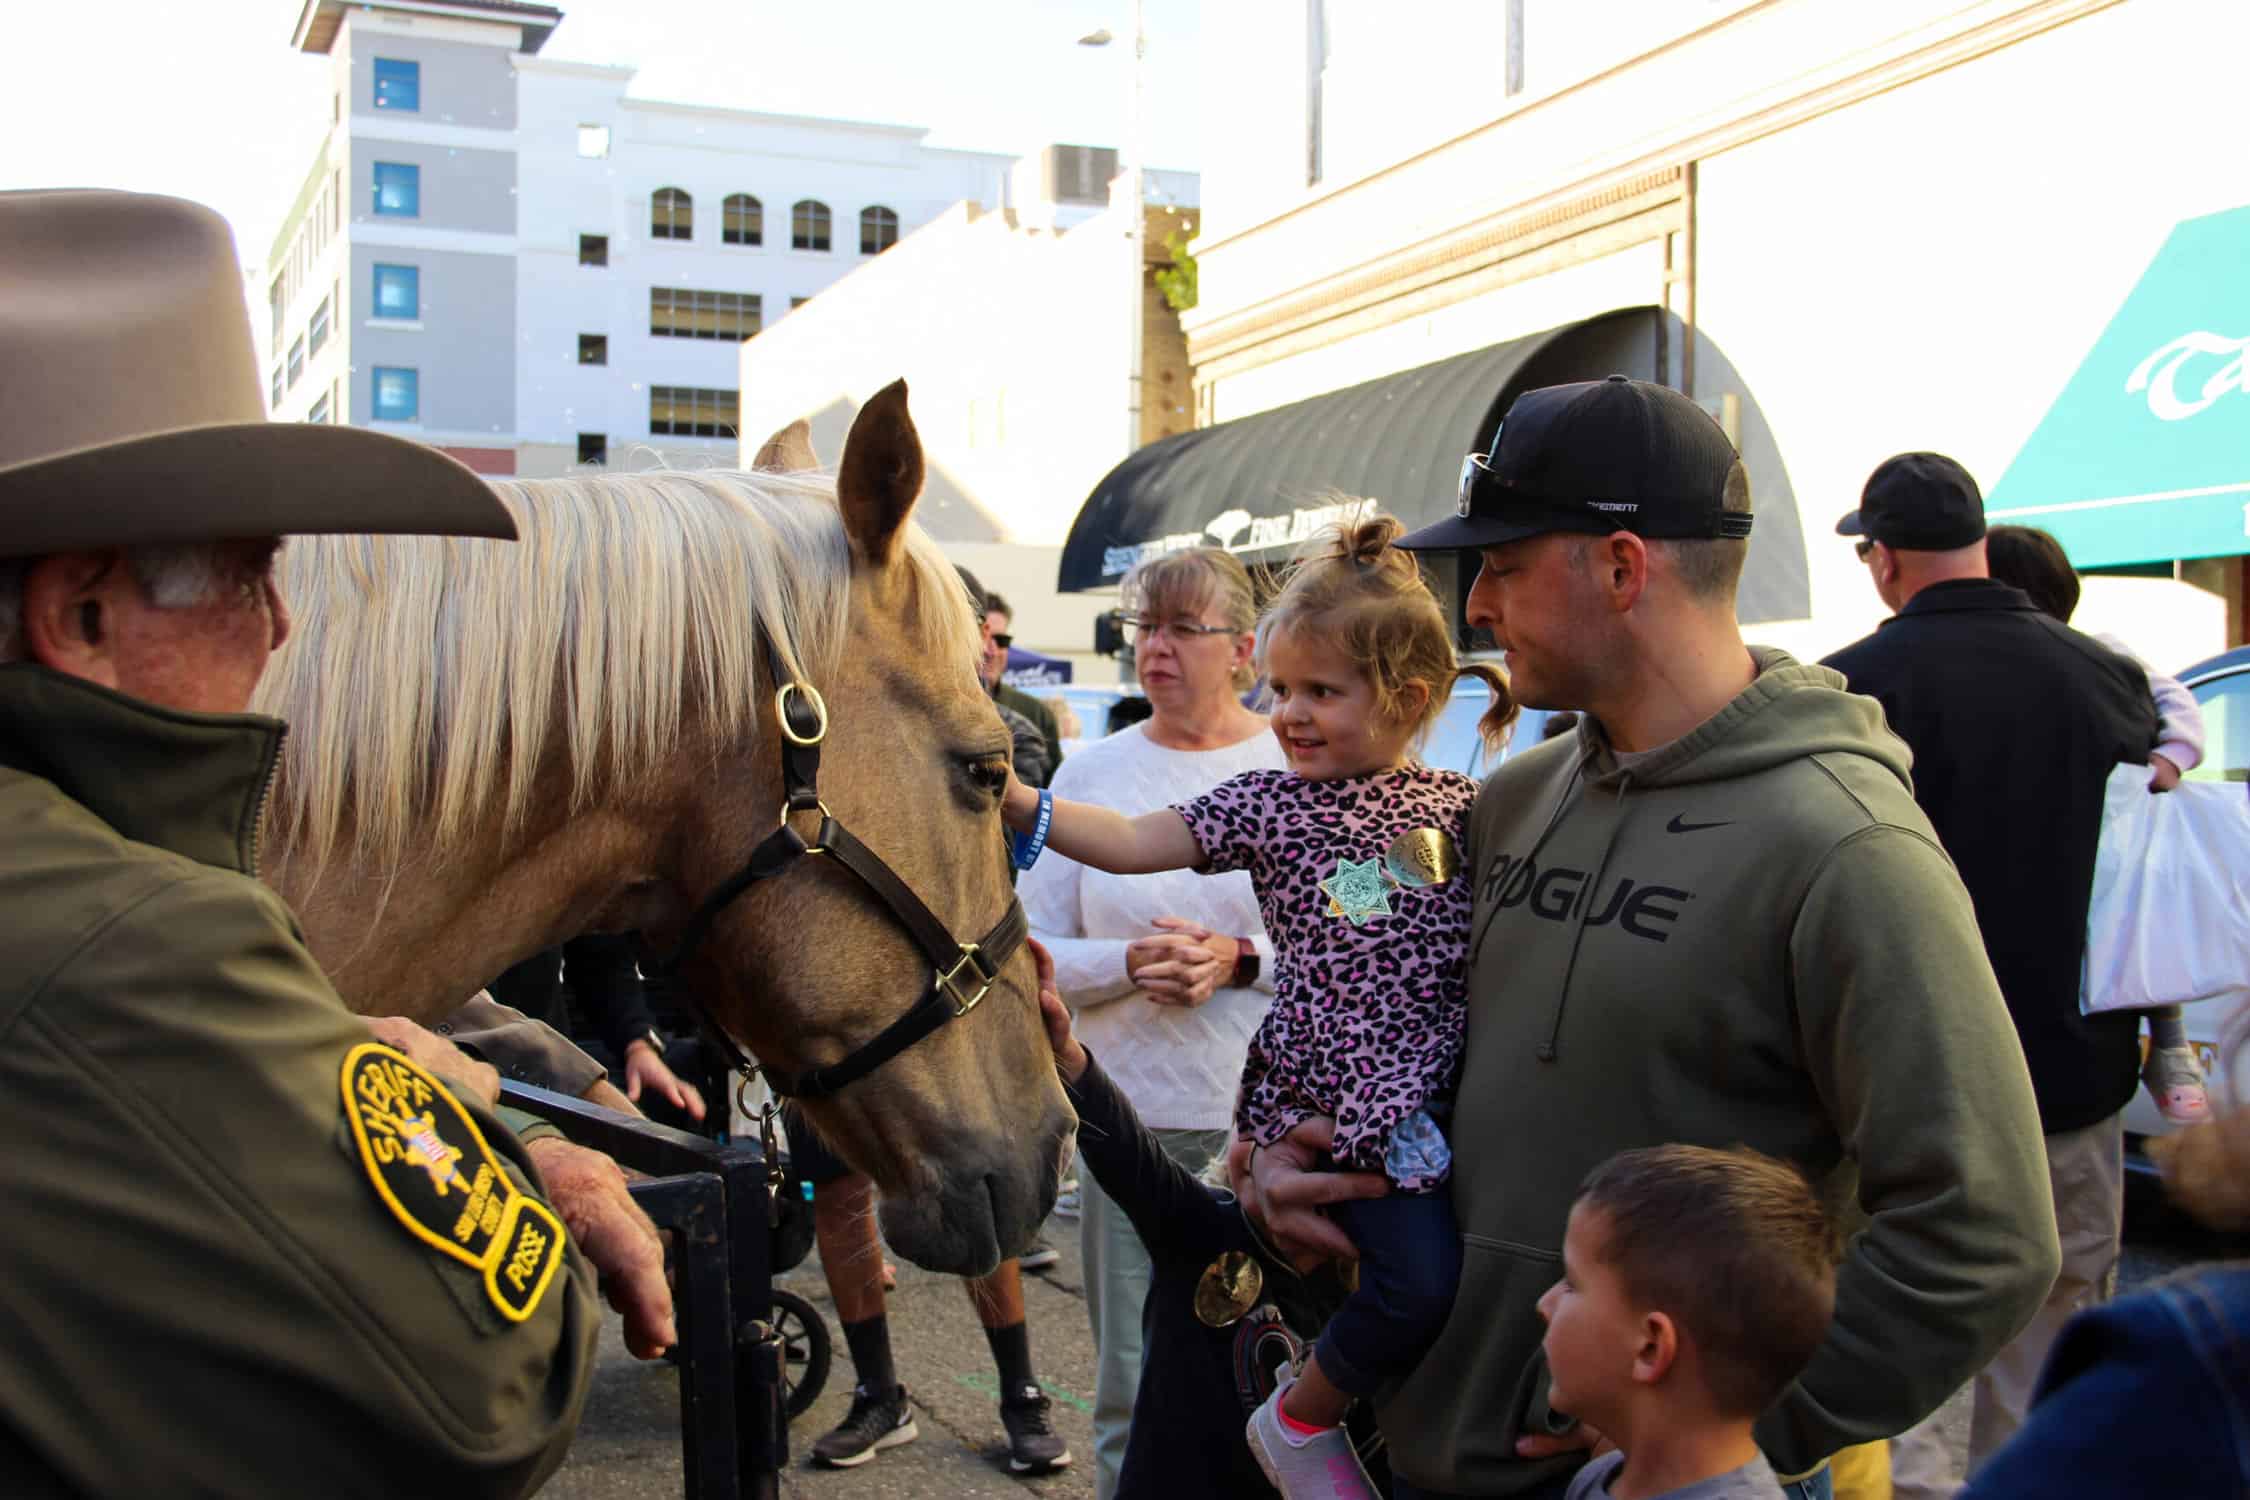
[1230,938,1260,988]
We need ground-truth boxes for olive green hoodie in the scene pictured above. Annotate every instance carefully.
[1381,650,2059,1495]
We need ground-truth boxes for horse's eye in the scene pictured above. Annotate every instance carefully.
[964,756,1010,796]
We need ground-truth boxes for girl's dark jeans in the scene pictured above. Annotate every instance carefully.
[1315,1191,1463,1396]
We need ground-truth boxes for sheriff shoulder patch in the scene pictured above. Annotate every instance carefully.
[340,1042,560,1322]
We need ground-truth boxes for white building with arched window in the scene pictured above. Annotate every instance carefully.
[261,0,1013,476]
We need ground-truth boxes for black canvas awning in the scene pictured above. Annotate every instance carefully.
[1058,307,1659,592]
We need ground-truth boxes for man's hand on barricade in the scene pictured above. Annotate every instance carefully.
[1226,1116,1388,1273]
[525,1136,677,1359]
[364,1015,501,1110]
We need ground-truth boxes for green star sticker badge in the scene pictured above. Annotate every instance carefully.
[1319,856,1394,926]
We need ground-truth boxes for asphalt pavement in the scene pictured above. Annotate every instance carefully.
[546,1207,1099,1500]
[544,1187,2242,1499]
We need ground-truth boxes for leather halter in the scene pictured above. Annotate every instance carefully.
[648,632,1029,1103]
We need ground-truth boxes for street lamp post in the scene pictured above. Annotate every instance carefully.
[1080,0,1146,458]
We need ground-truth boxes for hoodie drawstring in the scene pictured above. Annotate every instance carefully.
[1535,769,1633,1063]
[1470,752,1585,972]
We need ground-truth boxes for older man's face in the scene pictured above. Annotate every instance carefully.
[108,539,293,716]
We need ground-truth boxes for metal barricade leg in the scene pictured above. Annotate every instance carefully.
[502,1081,785,1500]
[635,1174,738,1500]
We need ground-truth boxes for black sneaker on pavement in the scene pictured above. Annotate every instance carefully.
[999,1382,1071,1473]
[811,1383,918,1468]
[1018,1237,1061,1272]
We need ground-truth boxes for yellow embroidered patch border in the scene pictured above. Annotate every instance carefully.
[340,1042,559,1322]
[487,1196,566,1323]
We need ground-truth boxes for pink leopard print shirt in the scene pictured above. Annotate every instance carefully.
[1176,763,1476,1191]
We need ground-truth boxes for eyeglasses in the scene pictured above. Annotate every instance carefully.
[1120,616,1235,643]
[1854,540,1876,561]
[990,632,1014,651]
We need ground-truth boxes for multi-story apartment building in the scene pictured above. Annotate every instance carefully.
[264,0,1012,475]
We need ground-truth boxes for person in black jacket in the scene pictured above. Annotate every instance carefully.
[1821,453,2156,1488]
[1024,940,1389,1499]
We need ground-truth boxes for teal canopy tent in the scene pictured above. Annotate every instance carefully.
[1987,204,2250,567]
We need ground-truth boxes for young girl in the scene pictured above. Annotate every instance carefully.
[1003,514,1515,1500]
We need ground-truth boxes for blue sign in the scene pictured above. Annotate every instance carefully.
[1001,646,1072,689]
[1986,204,2250,566]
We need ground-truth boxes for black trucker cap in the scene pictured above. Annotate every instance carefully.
[1836,452,1986,551]
[1397,375,1751,552]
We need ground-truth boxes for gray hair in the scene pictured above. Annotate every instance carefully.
[0,544,230,662]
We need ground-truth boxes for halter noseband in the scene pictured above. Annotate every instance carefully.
[646,631,1029,1105]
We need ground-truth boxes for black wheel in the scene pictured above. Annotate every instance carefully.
[771,1287,832,1420]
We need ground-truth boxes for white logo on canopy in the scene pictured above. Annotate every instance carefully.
[2127,331,2250,421]
[1102,499,1369,580]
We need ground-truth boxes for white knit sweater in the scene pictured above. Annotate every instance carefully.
[1020,721,1284,1130]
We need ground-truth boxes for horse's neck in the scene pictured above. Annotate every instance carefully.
[273,797,674,1025]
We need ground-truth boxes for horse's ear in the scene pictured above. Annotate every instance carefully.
[836,380,924,569]
[752,419,817,474]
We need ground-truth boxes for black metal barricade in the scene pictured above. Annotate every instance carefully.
[501,1081,786,1500]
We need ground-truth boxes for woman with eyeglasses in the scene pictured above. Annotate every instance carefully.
[1019,547,1284,1500]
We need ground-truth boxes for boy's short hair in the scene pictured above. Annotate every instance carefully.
[1575,1145,1839,1418]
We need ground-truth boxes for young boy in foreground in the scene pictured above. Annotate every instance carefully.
[1539,1145,1839,1500]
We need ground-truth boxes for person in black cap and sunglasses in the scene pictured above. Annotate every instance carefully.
[1233,379,2058,1500]
[1822,454,2158,1492]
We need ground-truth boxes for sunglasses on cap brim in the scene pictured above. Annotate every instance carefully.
[1456,452,1754,540]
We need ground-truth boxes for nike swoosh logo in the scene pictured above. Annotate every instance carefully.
[1666,814,1733,834]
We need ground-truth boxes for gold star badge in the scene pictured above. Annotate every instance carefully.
[1319,856,1393,925]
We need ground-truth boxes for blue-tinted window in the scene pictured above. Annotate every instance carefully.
[286,337,305,389]
[373,58,420,112]
[373,263,420,319]
[372,367,419,423]
[373,162,419,218]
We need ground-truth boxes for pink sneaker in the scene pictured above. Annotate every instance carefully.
[2144,1047,2211,1124]
[1245,1376,1378,1500]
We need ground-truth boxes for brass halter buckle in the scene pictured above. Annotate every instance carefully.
[775,681,830,747]
[937,942,998,1016]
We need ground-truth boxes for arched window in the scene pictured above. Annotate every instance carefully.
[723,193,763,246]
[651,187,693,240]
[791,199,831,252]
[859,205,899,255]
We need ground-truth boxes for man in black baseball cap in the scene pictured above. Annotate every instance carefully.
[1835,451,1986,553]
[1400,373,1754,553]
[1397,375,1756,715]
[1247,379,2058,1500]
[1824,450,2159,1479]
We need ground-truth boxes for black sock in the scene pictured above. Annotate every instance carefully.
[984,1320,1035,1395]
[841,1315,898,1397]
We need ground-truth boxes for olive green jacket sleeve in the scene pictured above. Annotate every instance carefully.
[1755,823,2062,1470]
[440,991,610,1099]
[0,862,599,1498]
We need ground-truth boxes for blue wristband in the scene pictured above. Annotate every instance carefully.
[1010,787,1054,871]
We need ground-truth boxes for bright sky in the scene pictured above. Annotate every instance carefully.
[9,0,1199,265]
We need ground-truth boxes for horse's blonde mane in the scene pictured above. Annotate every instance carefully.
[255,467,978,876]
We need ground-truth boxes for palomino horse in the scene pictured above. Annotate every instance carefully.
[255,385,1073,1274]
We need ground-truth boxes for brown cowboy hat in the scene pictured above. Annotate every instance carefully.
[0,189,515,560]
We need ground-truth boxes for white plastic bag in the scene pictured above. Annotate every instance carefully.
[2081,765,2250,1016]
